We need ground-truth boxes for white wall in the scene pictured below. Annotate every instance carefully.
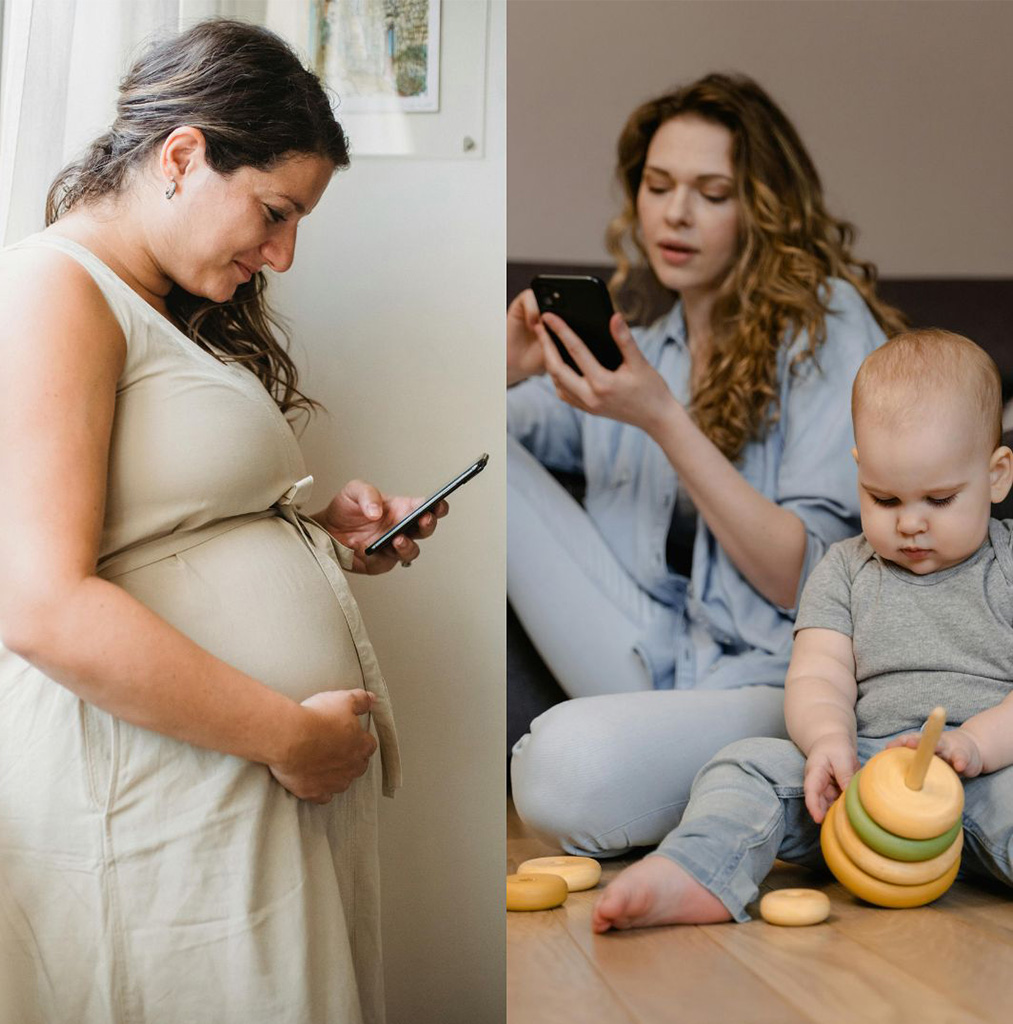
[508,0,1013,277]
[271,4,505,1022]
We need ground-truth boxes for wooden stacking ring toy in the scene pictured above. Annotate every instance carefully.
[859,747,963,838]
[506,872,568,911]
[517,856,602,892]
[833,786,963,885]
[822,801,960,908]
[759,889,830,927]
[845,774,962,861]
[820,708,963,909]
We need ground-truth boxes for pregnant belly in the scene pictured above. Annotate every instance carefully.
[112,517,364,703]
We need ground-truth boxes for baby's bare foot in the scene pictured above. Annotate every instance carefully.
[591,855,731,933]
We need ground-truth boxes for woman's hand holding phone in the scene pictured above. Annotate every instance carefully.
[507,289,547,386]
[315,480,448,575]
[539,311,677,436]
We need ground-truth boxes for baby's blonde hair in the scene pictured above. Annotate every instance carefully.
[852,329,1002,452]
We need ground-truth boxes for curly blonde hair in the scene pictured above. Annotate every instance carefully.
[606,73,906,462]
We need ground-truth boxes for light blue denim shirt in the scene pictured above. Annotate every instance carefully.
[507,278,887,691]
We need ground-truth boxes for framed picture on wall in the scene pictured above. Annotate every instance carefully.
[312,0,441,113]
[263,0,486,158]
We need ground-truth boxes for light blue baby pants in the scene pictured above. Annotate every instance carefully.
[656,733,1013,921]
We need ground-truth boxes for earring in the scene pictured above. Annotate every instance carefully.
[164,179,177,200]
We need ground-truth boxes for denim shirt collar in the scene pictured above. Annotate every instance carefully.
[642,298,688,352]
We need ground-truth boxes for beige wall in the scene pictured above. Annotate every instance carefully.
[508,0,1013,277]
[273,5,506,1022]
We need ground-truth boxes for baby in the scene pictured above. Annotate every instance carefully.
[593,328,1013,931]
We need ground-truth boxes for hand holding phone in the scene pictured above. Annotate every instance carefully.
[532,276,672,433]
[363,453,489,557]
[531,274,623,375]
[507,289,548,386]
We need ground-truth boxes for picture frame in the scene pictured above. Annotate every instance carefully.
[264,0,488,159]
[313,0,441,113]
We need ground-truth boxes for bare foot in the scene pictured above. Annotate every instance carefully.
[591,854,732,933]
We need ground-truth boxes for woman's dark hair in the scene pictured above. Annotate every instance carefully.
[607,73,906,461]
[46,18,349,420]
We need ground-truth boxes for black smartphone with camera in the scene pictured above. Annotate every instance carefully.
[363,453,489,556]
[531,274,623,374]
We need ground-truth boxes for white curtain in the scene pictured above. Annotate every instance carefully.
[0,0,235,246]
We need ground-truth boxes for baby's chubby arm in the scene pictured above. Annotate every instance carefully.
[785,627,859,823]
[888,692,1013,777]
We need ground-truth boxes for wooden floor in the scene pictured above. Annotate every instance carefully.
[507,801,1013,1023]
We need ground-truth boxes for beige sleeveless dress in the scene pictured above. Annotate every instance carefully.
[0,233,401,1024]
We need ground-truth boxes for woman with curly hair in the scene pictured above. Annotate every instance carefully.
[507,73,905,856]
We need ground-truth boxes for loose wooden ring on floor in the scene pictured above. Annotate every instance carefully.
[517,856,602,892]
[759,888,831,926]
[507,872,569,911]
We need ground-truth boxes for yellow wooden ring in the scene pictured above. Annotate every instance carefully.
[859,747,963,839]
[517,856,602,892]
[759,889,830,927]
[845,772,961,861]
[821,800,960,907]
[834,788,963,885]
[506,872,568,911]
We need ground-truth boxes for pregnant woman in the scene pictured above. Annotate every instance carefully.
[0,19,441,1024]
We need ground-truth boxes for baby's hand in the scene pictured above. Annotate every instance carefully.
[886,728,983,777]
[804,736,859,824]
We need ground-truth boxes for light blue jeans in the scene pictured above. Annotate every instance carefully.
[657,734,1013,922]
[508,434,790,853]
[507,434,671,697]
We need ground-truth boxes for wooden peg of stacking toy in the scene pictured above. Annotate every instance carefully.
[906,706,946,790]
[820,707,964,908]
[859,706,963,838]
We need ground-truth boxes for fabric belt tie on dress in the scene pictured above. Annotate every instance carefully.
[95,475,403,797]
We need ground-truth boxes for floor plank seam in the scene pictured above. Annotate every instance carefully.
[827,905,1008,1024]
[701,908,987,1024]
[510,930,641,1024]
[558,910,647,1024]
[692,924,825,1024]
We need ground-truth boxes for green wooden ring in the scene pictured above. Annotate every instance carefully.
[845,771,962,862]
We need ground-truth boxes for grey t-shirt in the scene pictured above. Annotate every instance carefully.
[794,519,1013,737]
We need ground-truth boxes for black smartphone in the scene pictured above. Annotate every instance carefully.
[531,274,622,374]
[363,453,489,556]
